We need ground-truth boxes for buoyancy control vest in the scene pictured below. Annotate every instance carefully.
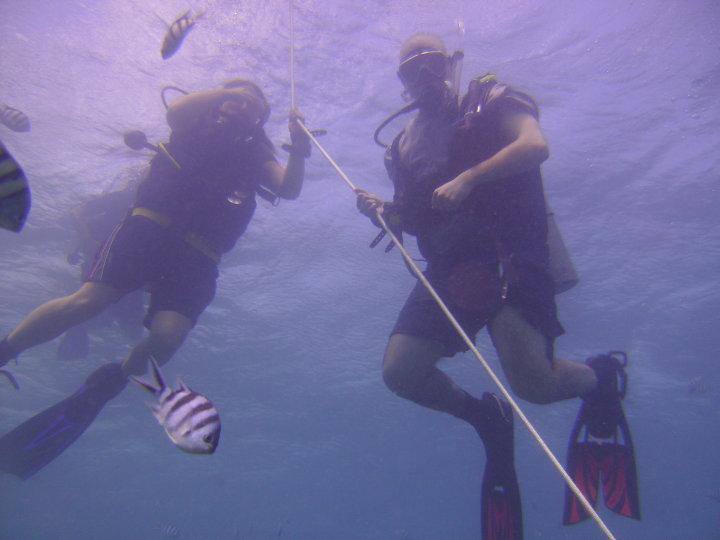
[134,131,277,256]
[384,74,578,292]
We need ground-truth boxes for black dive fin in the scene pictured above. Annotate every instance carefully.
[0,363,127,480]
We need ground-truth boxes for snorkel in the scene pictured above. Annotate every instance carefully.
[374,30,465,148]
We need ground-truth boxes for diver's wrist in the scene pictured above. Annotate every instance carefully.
[287,143,311,158]
[465,162,490,187]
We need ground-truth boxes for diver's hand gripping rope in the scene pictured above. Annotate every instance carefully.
[288,4,615,538]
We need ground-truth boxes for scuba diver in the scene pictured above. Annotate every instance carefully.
[0,78,312,478]
[58,168,146,361]
[356,34,639,537]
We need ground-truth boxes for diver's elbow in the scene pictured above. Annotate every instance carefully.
[533,141,550,164]
[278,188,301,200]
[516,136,549,168]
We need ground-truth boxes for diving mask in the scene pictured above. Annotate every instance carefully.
[216,100,257,130]
[214,78,270,137]
[397,50,449,89]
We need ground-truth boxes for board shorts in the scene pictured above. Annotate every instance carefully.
[391,256,564,359]
[86,214,218,327]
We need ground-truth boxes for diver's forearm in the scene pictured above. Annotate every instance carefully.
[466,137,549,187]
[166,90,238,131]
[277,154,306,200]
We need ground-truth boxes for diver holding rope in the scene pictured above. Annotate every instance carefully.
[356,34,639,538]
[0,79,313,477]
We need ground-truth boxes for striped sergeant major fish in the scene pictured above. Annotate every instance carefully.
[130,357,220,454]
[159,9,205,59]
[0,140,31,233]
[0,104,31,132]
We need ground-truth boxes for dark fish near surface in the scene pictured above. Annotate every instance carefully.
[131,357,221,454]
[0,140,31,232]
[0,104,31,132]
[160,9,205,59]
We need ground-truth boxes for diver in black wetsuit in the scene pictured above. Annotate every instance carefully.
[356,34,639,537]
[0,79,312,478]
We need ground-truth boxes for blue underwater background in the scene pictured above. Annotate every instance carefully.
[1,0,719,538]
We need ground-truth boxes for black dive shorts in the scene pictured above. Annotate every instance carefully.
[86,214,218,327]
[391,256,564,358]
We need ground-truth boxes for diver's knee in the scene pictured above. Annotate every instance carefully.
[148,327,187,356]
[512,380,555,404]
[382,361,405,395]
[147,312,192,355]
[382,353,424,398]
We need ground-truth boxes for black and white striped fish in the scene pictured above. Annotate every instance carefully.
[130,357,220,454]
[159,9,205,60]
[0,104,31,132]
[0,140,31,233]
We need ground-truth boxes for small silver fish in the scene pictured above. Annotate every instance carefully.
[0,140,31,233]
[0,104,31,132]
[160,9,205,59]
[131,357,220,454]
[688,375,713,395]
[156,522,181,538]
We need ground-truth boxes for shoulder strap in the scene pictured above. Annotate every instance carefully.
[459,73,510,118]
[460,74,540,123]
[384,131,404,187]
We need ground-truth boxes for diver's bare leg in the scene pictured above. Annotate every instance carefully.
[383,333,513,461]
[121,310,192,377]
[6,282,121,353]
[489,305,596,404]
[383,333,479,419]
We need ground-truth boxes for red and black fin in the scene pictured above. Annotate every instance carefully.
[478,393,523,539]
[564,352,640,525]
[482,462,523,539]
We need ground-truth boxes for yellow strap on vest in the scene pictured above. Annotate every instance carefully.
[131,207,221,264]
[157,143,182,170]
[132,206,171,227]
[478,73,497,84]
